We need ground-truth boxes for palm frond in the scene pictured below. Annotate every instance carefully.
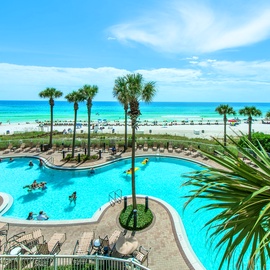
[183,135,270,270]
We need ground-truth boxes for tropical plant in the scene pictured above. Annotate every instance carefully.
[65,90,84,158]
[113,73,156,210]
[239,132,270,153]
[183,135,270,270]
[215,104,235,146]
[266,110,270,119]
[239,106,262,141]
[39,87,63,147]
[113,77,129,152]
[79,85,98,156]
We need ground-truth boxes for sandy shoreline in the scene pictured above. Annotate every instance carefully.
[0,120,269,140]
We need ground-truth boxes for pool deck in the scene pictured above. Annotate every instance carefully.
[0,147,220,270]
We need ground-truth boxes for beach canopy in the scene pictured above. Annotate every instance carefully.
[228,119,237,123]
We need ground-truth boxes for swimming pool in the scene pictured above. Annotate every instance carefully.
[0,156,203,220]
[0,156,251,270]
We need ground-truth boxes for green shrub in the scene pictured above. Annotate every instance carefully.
[63,154,98,162]
[239,132,270,152]
[119,204,153,231]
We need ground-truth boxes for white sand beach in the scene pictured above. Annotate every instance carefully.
[0,120,269,139]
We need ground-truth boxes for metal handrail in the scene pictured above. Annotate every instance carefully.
[0,254,151,270]
[108,189,122,206]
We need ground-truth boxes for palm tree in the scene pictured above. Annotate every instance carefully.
[215,104,235,146]
[266,110,270,119]
[113,77,129,152]
[239,106,262,141]
[65,90,84,158]
[39,87,63,147]
[114,73,156,210]
[79,85,98,156]
[183,136,270,270]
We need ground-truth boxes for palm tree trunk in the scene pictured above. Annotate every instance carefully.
[131,124,137,210]
[72,108,77,158]
[248,117,252,141]
[223,115,227,146]
[124,108,128,152]
[50,104,53,148]
[87,105,91,156]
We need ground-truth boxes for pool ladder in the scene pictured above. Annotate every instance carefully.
[108,189,122,206]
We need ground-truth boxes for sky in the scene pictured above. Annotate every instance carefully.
[1,0,270,102]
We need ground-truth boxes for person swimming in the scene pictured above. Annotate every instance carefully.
[69,191,77,204]
[29,160,34,166]
[39,159,43,166]
[26,212,35,220]
[37,211,49,220]
[31,180,38,189]
[39,182,47,190]
[124,168,132,174]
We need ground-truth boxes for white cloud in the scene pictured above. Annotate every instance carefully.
[109,0,270,53]
[0,61,270,102]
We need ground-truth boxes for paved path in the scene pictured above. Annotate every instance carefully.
[0,146,219,270]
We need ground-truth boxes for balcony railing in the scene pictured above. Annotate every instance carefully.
[0,254,151,270]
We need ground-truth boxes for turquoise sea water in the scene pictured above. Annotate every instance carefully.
[0,100,269,124]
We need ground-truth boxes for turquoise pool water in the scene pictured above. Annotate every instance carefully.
[0,156,202,220]
[0,156,255,270]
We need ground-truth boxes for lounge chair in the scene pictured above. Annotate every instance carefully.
[132,245,151,266]
[47,144,57,155]
[15,143,26,153]
[3,144,13,154]
[109,230,121,251]
[0,223,8,252]
[33,233,66,269]
[152,143,157,151]
[73,232,94,255]
[143,142,148,151]
[8,229,43,250]
[168,142,173,153]
[34,232,66,268]
[159,143,164,152]
[23,142,33,152]
[47,232,66,253]
[72,232,94,268]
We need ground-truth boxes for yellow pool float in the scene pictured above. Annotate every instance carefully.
[141,158,149,165]
[126,167,139,174]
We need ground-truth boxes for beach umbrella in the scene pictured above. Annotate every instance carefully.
[228,119,237,123]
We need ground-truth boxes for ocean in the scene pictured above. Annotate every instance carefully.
[0,100,269,124]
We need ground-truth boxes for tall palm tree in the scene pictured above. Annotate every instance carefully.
[266,110,270,119]
[39,87,63,147]
[79,85,98,156]
[114,73,156,210]
[183,136,270,270]
[239,106,262,141]
[65,90,84,158]
[113,77,129,152]
[215,104,235,146]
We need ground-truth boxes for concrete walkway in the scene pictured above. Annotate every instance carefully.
[0,146,218,270]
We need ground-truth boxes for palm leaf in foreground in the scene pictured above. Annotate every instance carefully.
[183,136,270,270]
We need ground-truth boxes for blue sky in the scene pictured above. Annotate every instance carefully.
[1,0,270,102]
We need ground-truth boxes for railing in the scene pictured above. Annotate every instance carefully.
[0,254,150,270]
[108,189,122,206]
[46,156,54,165]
